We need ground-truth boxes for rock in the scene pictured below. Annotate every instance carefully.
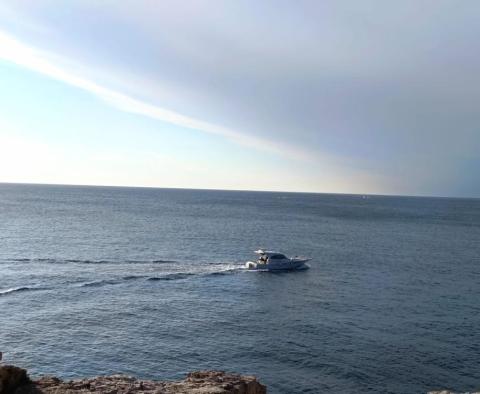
[13,370,266,394]
[166,371,266,394]
[0,365,30,394]
[428,391,480,394]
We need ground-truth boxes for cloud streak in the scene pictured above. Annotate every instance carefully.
[0,30,314,162]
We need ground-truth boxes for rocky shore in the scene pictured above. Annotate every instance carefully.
[3,363,479,393]
[0,365,266,394]
[428,392,480,394]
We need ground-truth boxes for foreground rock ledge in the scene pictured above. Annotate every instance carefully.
[0,365,267,394]
[428,391,480,394]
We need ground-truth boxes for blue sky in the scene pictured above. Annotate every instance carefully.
[0,1,479,196]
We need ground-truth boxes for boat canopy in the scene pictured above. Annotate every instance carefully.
[254,250,286,259]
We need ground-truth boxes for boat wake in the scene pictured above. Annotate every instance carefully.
[3,258,179,265]
[0,286,49,296]
[80,279,122,287]
[148,273,195,281]
[77,268,242,288]
[0,259,245,295]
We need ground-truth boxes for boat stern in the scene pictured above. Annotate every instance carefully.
[245,261,258,269]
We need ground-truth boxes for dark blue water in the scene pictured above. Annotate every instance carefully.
[0,183,479,393]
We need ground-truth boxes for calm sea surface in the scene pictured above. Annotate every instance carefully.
[0,183,479,393]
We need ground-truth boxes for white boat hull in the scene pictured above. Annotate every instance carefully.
[245,259,310,271]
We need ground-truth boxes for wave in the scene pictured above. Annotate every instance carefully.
[0,286,48,296]
[4,258,178,265]
[151,260,177,264]
[122,275,147,281]
[81,272,189,287]
[80,279,121,287]
[78,273,195,287]
[148,273,195,281]
[73,269,240,287]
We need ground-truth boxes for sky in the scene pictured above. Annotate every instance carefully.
[0,0,479,197]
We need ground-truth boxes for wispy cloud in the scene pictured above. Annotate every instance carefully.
[0,29,314,162]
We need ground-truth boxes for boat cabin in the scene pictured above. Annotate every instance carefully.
[255,250,287,263]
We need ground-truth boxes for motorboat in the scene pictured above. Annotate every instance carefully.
[245,249,310,271]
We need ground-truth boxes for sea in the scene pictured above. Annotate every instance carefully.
[0,183,479,393]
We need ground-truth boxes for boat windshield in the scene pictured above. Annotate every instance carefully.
[269,254,286,259]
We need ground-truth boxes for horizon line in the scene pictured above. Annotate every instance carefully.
[0,181,478,201]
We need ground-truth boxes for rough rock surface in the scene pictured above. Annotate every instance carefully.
[0,366,30,394]
[0,366,266,394]
[428,391,480,394]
